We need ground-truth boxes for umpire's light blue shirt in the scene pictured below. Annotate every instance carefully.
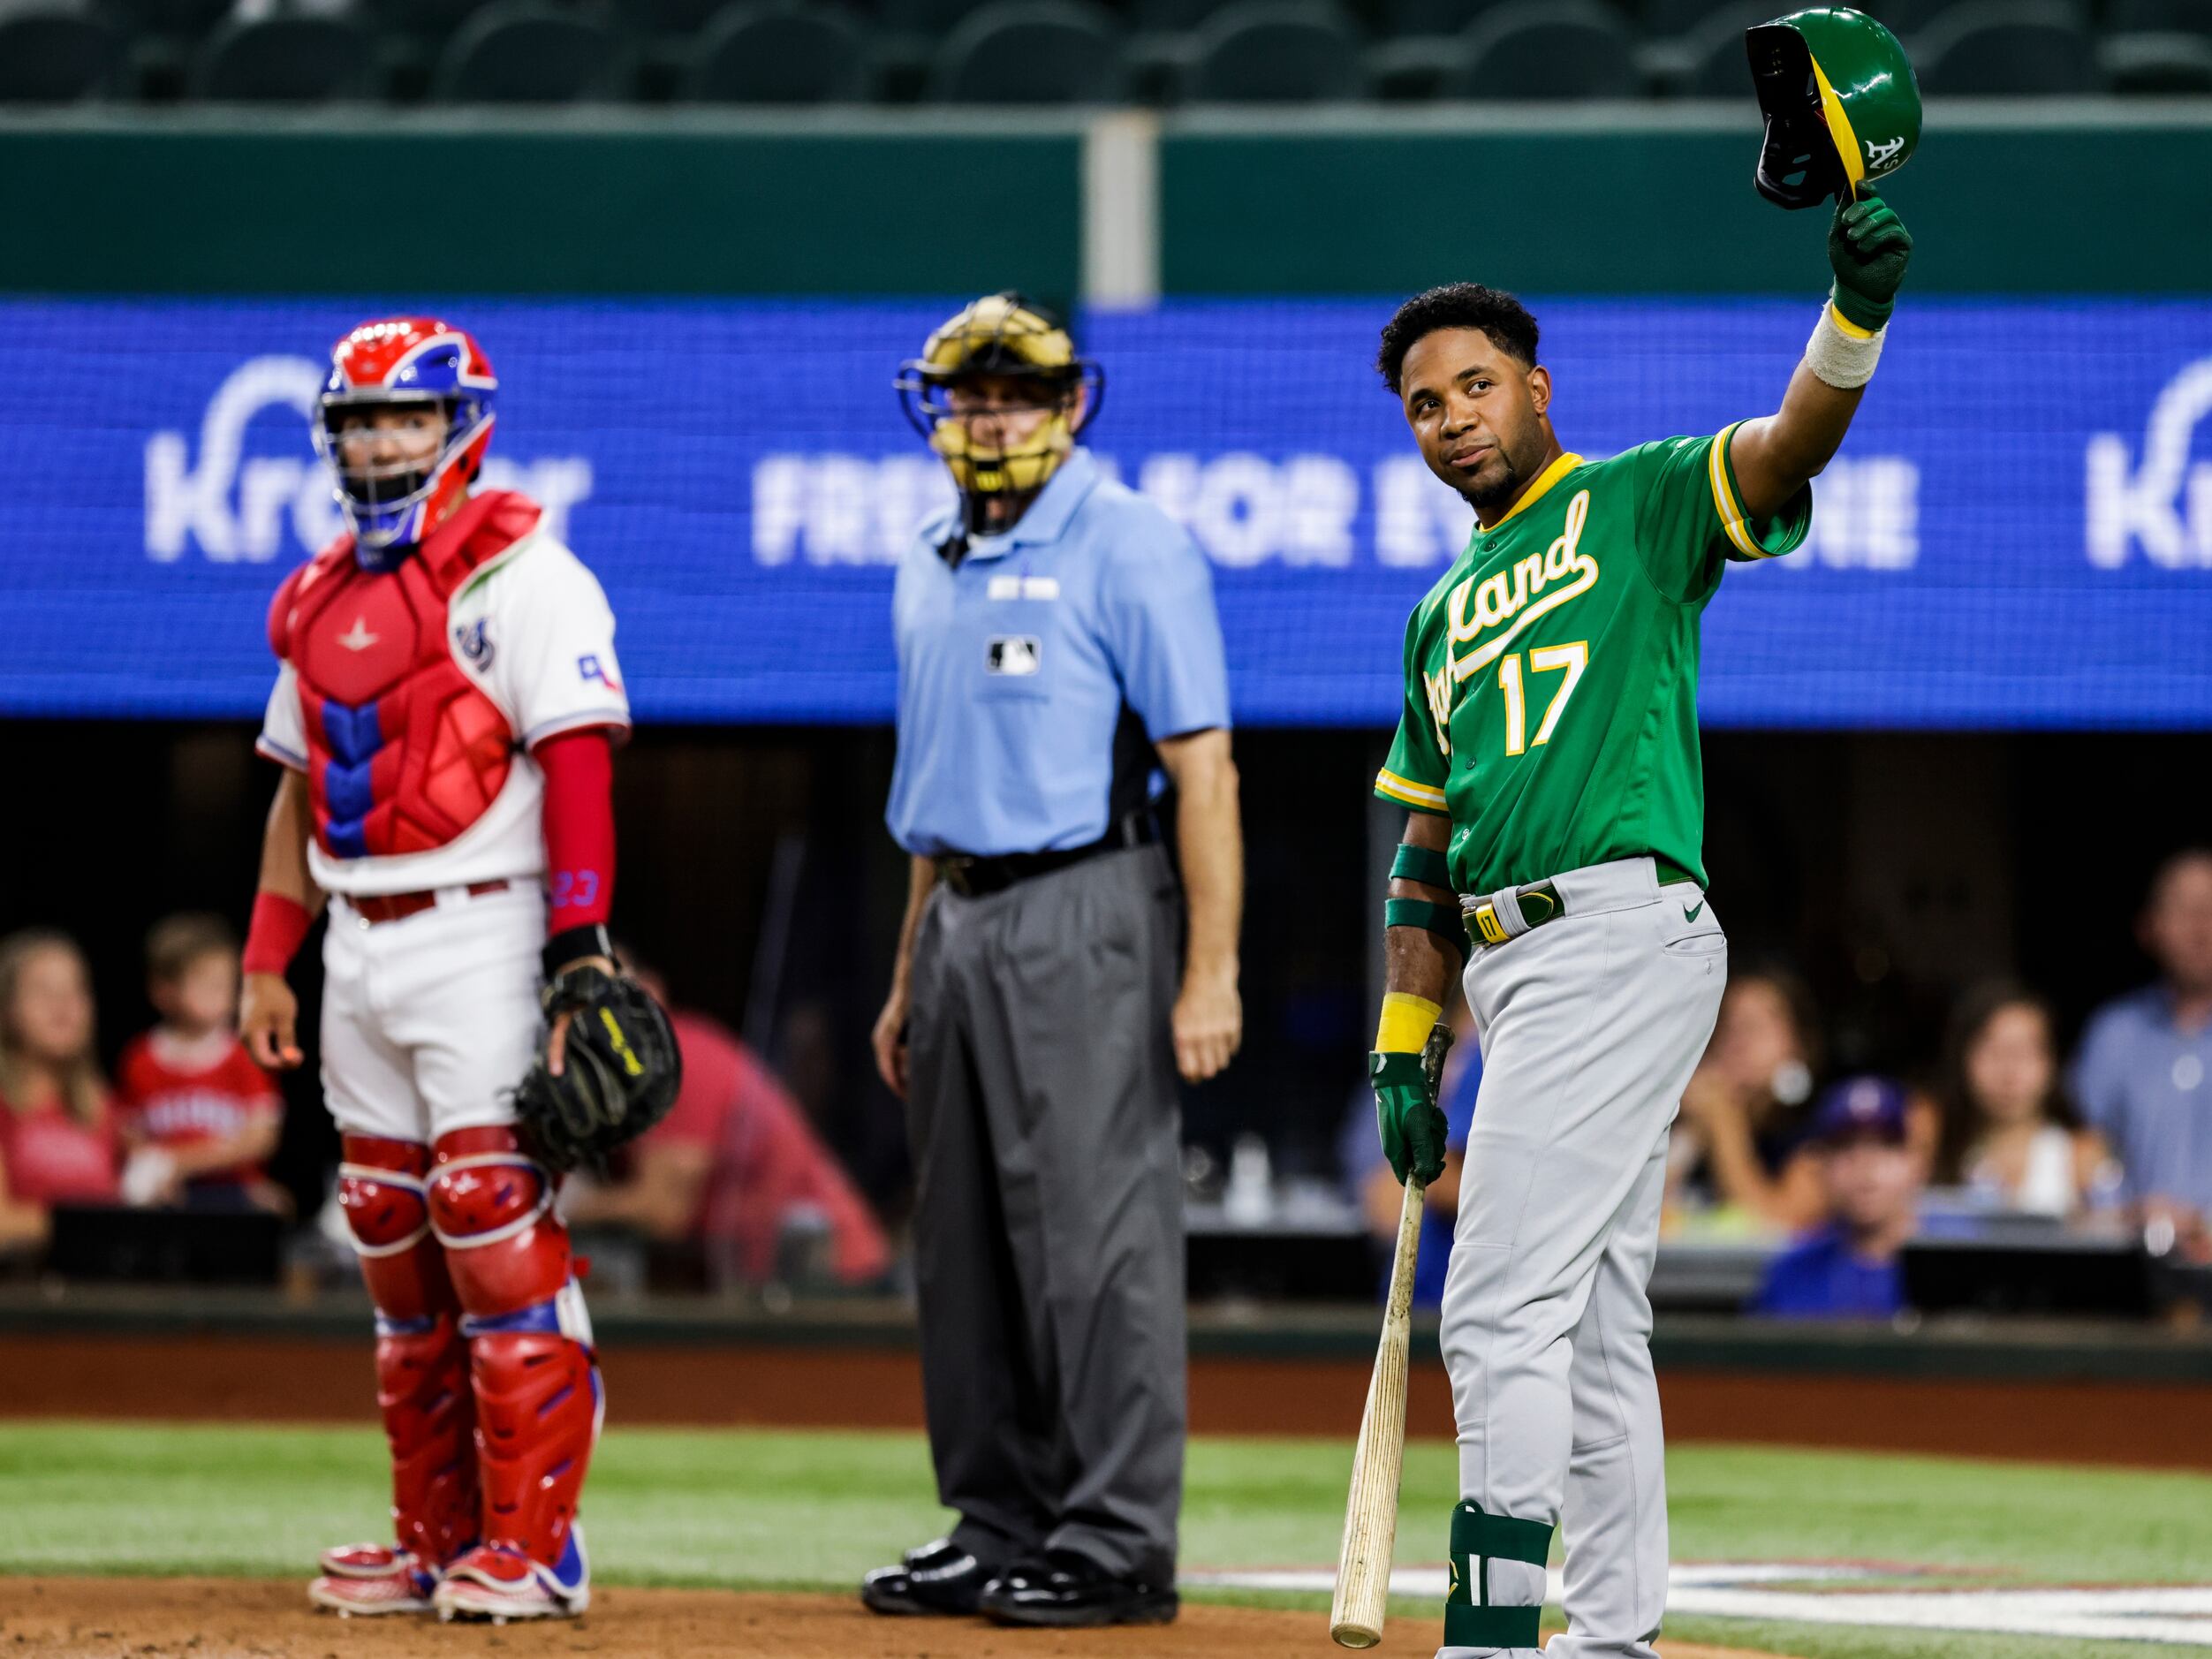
[887,449,1231,859]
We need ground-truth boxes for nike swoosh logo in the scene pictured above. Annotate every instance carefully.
[1683,901,1705,922]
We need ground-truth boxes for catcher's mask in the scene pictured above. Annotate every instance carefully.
[1746,6,1920,209]
[314,316,496,560]
[896,292,1103,499]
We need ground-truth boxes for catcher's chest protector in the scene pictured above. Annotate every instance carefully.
[277,492,542,861]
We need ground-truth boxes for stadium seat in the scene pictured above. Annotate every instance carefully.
[192,12,376,100]
[357,0,492,48]
[683,2,868,100]
[2101,29,2212,90]
[1642,0,1936,41]
[1381,0,1503,41]
[0,5,123,101]
[875,0,996,37]
[2105,0,2212,33]
[926,0,1124,102]
[1657,0,1779,97]
[432,2,632,101]
[1443,0,1640,99]
[1911,1,2097,95]
[627,0,731,37]
[1178,2,1365,102]
[100,0,233,46]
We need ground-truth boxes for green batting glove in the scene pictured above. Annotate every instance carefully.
[1372,1049,1448,1186]
[1827,186,1913,333]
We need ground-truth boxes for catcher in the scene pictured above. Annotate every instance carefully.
[238,317,677,1624]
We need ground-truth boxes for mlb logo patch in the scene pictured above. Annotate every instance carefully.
[987,636,1042,677]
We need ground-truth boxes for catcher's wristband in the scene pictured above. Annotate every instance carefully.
[1807,298,1887,390]
[242,890,312,976]
[1384,897,1467,959]
[542,921,614,983]
[1390,844,1453,890]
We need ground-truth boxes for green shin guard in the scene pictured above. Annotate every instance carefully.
[1443,1502,1553,1649]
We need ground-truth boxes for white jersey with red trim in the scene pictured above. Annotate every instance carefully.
[258,509,629,899]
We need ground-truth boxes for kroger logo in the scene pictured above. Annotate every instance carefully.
[145,355,594,564]
[2086,355,2212,568]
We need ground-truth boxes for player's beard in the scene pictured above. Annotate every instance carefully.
[1460,449,1524,513]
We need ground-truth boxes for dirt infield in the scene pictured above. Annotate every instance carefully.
[4,1331,2208,1468]
[0,1579,1803,1659]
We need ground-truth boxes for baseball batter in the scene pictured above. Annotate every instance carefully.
[238,318,632,1623]
[1366,189,1913,1655]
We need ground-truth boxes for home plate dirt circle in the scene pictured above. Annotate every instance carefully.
[0,1578,1808,1658]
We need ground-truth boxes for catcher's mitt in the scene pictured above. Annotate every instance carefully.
[513,963,682,1174]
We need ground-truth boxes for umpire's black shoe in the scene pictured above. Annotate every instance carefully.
[977,1550,1178,1628]
[860,1538,993,1617]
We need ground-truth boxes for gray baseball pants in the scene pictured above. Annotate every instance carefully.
[1436,857,1726,1659]
[904,843,1186,1587]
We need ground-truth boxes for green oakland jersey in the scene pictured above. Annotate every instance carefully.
[1375,427,1811,898]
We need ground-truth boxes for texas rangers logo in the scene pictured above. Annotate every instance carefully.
[578,654,623,693]
[337,615,380,652]
[1864,135,1906,173]
[455,618,495,669]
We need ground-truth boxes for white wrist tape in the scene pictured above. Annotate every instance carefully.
[1804,300,1887,390]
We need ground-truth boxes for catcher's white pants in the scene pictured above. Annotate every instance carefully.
[1436,857,1726,1659]
[320,883,545,1144]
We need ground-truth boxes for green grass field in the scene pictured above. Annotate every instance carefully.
[2,1422,2207,1658]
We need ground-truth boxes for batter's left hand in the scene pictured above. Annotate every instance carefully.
[1173,966,1242,1082]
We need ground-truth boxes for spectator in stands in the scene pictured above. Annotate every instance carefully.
[563,966,890,1290]
[2072,848,2212,1262]
[1673,966,1936,1234]
[1934,981,2116,1216]
[1747,1076,1923,1320]
[1341,999,1481,1310]
[0,929,119,1254]
[1668,966,1825,1231]
[113,914,288,1216]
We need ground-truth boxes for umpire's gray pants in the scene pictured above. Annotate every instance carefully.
[1438,857,1726,1659]
[905,842,1186,1586]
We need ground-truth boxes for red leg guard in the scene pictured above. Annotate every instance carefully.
[429,1126,599,1578]
[338,1135,480,1572]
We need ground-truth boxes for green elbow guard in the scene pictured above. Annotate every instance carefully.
[1384,897,1467,958]
[1390,844,1453,891]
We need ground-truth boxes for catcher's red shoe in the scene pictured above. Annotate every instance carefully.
[308,1544,435,1616]
[433,1537,590,1623]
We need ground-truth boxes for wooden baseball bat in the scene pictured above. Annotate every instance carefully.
[1330,1171,1425,1648]
[1333,1020,1452,1648]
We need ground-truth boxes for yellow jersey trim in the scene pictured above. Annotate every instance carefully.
[1826,299,1880,341]
[1375,767,1449,813]
[1809,55,1867,196]
[1707,421,1770,560]
[1489,451,1586,530]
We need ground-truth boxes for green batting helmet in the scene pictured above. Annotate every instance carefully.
[1746,7,1921,209]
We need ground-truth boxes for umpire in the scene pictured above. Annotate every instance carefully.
[864,294,1244,1629]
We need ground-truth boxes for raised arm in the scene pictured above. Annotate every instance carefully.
[1729,189,1913,519]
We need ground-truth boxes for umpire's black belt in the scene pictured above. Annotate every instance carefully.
[936,812,1161,900]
